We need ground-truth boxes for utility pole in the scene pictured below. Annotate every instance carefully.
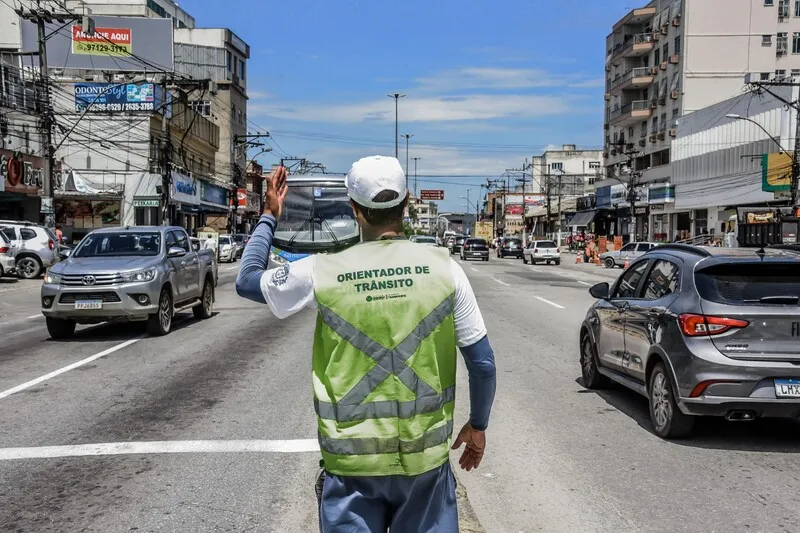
[231,133,271,232]
[19,3,87,227]
[387,93,406,159]
[160,78,172,225]
[412,157,421,196]
[401,133,413,189]
[611,139,641,242]
[557,172,563,246]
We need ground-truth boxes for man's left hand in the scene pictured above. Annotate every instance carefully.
[451,422,486,471]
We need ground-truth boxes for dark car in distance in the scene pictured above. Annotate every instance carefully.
[497,237,523,259]
[450,235,468,255]
[460,238,490,261]
[580,244,800,439]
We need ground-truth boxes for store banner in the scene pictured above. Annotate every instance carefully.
[0,148,64,195]
[72,26,132,57]
[201,182,229,207]
[74,82,164,113]
[170,173,199,205]
[237,188,247,207]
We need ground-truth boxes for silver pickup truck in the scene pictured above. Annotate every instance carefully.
[41,226,217,339]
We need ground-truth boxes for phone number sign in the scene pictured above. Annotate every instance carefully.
[74,82,161,113]
[72,26,132,57]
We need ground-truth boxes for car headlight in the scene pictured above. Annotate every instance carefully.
[120,268,157,282]
[44,272,62,284]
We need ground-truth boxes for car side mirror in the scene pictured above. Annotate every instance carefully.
[589,282,610,300]
[168,246,187,258]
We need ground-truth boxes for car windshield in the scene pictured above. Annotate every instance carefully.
[416,237,436,243]
[465,239,487,247]
[73,232,161,257]
[506,239,521,245]
[219,237,232,245]
[232,235,245,243]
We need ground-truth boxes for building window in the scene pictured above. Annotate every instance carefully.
[761,72,771,80]
[588,161,601,169]
[226,51,232,72]
[674,35,681,55]
[796,0,800,15]
[146,0,168,18]
[763,34,773,46]
[662,43,669,58]
[792,69,800,77]
[672,107,680,119]
[641,121,648,138]
[189,100,211,117]
[550,162,563,171]
[765,0,774,5]
[776,69,787,79]
[778,32,789,53]
[793,32,800,53]
[652,116,658,133]
[654,48,661,65]
[780,0,790,17]
[239,59,245,81]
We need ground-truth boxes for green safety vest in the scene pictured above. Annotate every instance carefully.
[312,239,457,477]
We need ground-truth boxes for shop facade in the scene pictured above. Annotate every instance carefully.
[200,181,230,232]
[0,148,62,223]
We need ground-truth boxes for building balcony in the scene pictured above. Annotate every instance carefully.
[613,6,657,31]
[609,67,655,92]
[608,100,652,126]
[609,33,656,62]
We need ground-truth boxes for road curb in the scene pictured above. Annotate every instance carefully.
[455,468,485,533]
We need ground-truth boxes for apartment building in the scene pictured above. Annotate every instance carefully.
[76,0,195,29]
[602,0,800,243]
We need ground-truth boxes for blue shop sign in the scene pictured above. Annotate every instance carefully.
[202,182,228,206]
[73,82,166,114]
[596,186,611,208]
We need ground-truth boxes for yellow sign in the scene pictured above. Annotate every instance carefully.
[474,221,493,241]
[762,152,793,192]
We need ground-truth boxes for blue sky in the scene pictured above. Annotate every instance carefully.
[181,0,634,211]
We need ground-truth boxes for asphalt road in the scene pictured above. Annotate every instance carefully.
[1,255,799,532]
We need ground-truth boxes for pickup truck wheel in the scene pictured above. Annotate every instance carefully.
[193,279,214,319]
[147,289,172,336]
[16,256,42,279]
[46,317,76,339]
[604,257,615,269]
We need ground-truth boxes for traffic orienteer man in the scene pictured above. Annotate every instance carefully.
[236,156,497,532]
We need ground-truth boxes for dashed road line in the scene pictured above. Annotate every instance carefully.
[470,267,479,272]
[0,439,321,461]
[26,314,43,319]
[0,337,143,400]
[493,278,510,287]
[535,296,565,309]
[578,281,593,286]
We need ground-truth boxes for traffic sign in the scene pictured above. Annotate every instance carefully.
[420,189,444,200]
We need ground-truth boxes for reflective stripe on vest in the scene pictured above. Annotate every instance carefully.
[314,296,454,423]
[319,420,454,456]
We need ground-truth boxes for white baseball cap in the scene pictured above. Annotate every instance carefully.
[345,155,407,209]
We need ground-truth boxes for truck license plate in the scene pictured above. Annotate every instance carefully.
[75,300,102,310]
[774,379,800,398]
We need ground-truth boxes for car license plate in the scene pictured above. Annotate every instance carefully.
[774,379,800,398]
[75,300,102,310]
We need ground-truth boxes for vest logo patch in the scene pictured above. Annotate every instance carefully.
[271,264,290,287]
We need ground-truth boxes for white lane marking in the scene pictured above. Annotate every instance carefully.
[0,440,321,461]
[26,314,43,319]
[535,296,565,309]
[493,278,510,287]
[0,338,142,400]
[531,267,543,273]
[578,281,593,286]
[225,266,239,271]
[470,267,479,272]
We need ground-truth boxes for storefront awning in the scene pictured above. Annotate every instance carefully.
[567,210,597,227]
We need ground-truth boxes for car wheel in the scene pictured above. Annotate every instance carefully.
[546,260,551,265]
[580,332,609,389]
[16,256,42,279]
[147,288,173,336]
[555,259,561,266]
[648,363,695,439]
[522,255,528,264]
[46,317,76,339]
[604,257,615,269]
[193,278,214,319]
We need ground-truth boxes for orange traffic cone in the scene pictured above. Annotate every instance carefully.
[575,254,583,264]
[594,254,602,266]
[623,256,630,269]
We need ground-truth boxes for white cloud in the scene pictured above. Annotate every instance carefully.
[250,93,571,123]
[248,90,274,100]
[415,67,602,92]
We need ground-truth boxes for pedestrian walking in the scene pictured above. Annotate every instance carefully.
[236,156,497,532]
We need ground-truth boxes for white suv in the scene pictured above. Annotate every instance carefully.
[523,240,561,265]
[0,221,59,279]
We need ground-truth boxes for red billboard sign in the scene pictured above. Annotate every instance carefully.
[420,189,444,201]
[72,26,133,57]
[505,204,524,216]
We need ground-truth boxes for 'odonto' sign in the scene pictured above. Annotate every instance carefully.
[20,16,174,72]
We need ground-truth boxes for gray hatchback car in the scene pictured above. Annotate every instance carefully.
[581,244,800,438]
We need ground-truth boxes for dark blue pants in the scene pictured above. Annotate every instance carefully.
[319,462,459,532]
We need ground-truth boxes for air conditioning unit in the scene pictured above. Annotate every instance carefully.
[672,15,681,26]
[650,66,659,75]
[639,139,647,147]
[661,26,669,35]
[669,128,677,137]
[649,134,657,142]
[650,100,658,109]
[652,31,660,41]
[603,152,609,159]
[669,55,680,64]
[658,97,667,106]
[658,132,666,140]
[660,62,668,70]
[606,64,612,72]
[611,148,618,156]
[671,90,680,99]
[605,93,612,101]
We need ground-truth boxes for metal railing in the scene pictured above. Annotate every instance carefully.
[609,67,653,91]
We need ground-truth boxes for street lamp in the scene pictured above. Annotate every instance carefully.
[388,93,406,159]
[412,157,421,197]
[401,133,413,190]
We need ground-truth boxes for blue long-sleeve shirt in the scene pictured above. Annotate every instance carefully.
[236,215,496,431]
